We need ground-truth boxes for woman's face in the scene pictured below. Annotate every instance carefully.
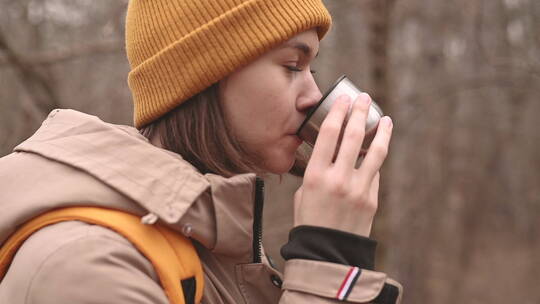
[218,29,322,174]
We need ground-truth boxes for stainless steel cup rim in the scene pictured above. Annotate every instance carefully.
[296,75,383,135]
[296,75,348,136]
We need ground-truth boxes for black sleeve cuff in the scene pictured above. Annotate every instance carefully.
[280,225,377,270]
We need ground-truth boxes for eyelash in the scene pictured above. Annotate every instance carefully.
[285,65,316,74]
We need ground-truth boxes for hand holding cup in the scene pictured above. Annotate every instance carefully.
[294,79,393,237]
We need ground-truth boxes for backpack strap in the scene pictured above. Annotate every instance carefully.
[0,207,204,304]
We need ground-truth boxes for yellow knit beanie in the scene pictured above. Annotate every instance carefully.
[125,0,332,128]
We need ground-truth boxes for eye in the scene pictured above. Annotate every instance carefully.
[285,65,302,72]
[285,65,316,74]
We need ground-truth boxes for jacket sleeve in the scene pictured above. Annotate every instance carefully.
[4,221,170,304]
[278,226,403,303]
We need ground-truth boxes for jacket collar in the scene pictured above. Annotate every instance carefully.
[14,109,258,260]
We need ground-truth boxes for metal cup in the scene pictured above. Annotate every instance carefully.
[296,75,383,159]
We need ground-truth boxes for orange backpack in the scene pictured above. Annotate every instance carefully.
[0,207,204,304]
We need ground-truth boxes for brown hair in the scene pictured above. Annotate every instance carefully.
[139,84,308,178]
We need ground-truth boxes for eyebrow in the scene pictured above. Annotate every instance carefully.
[280,41,319,58]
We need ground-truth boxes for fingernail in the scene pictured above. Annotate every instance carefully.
[383,116,393,129]
[360,93,371,105]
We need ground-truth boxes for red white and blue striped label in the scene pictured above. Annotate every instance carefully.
[336,267,361,301]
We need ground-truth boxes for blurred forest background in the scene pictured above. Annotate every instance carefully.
[1,0,539,303]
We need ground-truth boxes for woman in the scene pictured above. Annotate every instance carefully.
[0,0,402,303]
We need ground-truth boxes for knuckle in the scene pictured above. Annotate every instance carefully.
[372,202,379,212]
[372,143,388,157]
[329,180,348,197]
[363,203,377,214]
[354,193,377,212]
[303,172,323,188]
[321,121,342,136]
[303,177,317,189]
[364,199,378,213]
[347,126,365,140]
[356,192,369,204]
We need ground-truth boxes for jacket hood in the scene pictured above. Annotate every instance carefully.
[0,109,258,261]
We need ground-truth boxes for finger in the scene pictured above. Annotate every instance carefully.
[368,171,380,205]
[307,95,351,168]
[356,116,393,188]
[334,93,371,171]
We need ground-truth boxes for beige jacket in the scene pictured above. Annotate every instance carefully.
[0,109,402,304]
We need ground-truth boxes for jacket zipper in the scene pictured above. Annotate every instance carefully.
[252,177,265,263]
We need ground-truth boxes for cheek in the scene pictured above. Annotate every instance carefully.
[253,94,292,141]
[228,86,289,135]
[219,63,294,151]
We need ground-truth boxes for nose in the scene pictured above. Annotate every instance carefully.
[296,74,322,113]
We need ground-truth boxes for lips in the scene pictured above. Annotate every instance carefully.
[291,135,303,145]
